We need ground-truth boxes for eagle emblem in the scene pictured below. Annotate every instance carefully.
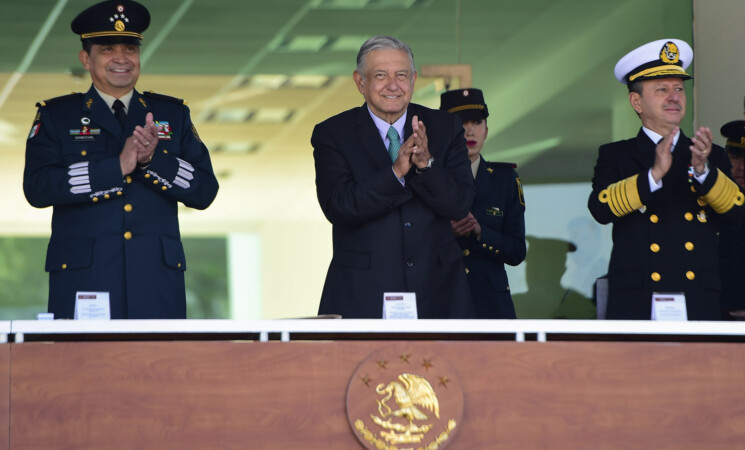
[347,346,463,449]
[373,373,439,444]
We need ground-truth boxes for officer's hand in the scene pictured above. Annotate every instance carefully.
[470,213,482,240]
[690,126,712,174]
[133,112,158,165]
[651,127,676,183]
[451,213,477,237]
[120,136,140,176]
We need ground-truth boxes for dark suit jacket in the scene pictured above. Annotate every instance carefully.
[24,86,219,319]
[588,129,744,320]
[457,158,526,318]
[312,103,475,318]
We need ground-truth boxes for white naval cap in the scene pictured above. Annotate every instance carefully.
[614,38,693,85]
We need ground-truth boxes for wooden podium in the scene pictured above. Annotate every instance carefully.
[2,320,745,449]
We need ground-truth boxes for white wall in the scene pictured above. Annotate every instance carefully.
[693,0,745,143]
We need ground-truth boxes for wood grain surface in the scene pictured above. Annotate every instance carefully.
[0,346,8,450]
[8,341,745,449]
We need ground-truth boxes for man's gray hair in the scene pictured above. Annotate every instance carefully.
[356,35,415,77]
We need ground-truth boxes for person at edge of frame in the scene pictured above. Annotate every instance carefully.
[23,0,219,319]
[588,38,745,320]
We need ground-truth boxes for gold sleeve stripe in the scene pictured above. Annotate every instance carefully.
[598,174,642,217]
[703,169,745,213]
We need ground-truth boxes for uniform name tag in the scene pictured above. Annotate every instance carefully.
[651,292,687,321]
[383,292,418,319]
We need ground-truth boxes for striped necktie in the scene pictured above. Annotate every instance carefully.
[387,125,400,163]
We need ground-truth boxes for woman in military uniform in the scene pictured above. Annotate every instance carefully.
[440,88,526,318]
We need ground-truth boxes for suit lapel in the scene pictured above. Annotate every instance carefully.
[356,104,393,169]
[82,86,122,139]
[474,155,488,191]
[632,128,656,169]
[127,90,149,132]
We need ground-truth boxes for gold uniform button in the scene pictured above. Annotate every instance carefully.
[482,243,487,249]
[92,197,99,203]
[685,242,694,251]
[494,249,500,254]
[116,191,122,196]
[488,246,493,251]
[462,249,470,256]
[177,262,182,268]
[651,272,661,282]
[698,211,707,223]
[649,214,659,223]
[124,231,132,240]
[686,271,695,280]
[126,176,133,184]
[684,212,693,221]
[124,204,133,212]
[161,186,167,191]
[61,264,67,270]
[690,186,696,193]
[144,173,150,179]
[81,150,87,156]
[104,194,110,199]
[650,243,660,253]
[465,268,469,274]
[697,198,707,207]
[153,179,159,185]
[163,149,168,154]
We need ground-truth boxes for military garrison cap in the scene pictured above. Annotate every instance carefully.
[614,38,692,85]
[721,120,745,154]
[439,88,489,123]
[71,0,150,45]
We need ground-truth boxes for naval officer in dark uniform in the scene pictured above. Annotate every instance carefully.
[588,39,745,320]
[718,120,745,319]
[440,88,526,318]
[23,0,219,319]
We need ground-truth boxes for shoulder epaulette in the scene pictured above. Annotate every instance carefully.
[35,92,83,108]
[143,91,187,105]
[486,161,518,169]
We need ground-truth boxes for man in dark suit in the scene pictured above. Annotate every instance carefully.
[588,39,744,320]
[440,88,526,318]
[23,0,219,319]
[312,35,475,319]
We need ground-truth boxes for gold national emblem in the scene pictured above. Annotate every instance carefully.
[660,41,679,64]
[115,20,125,32]
[346,346,464,449]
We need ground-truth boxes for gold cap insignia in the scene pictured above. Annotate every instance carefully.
[347,346,463,449]
[660,41,679,64]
